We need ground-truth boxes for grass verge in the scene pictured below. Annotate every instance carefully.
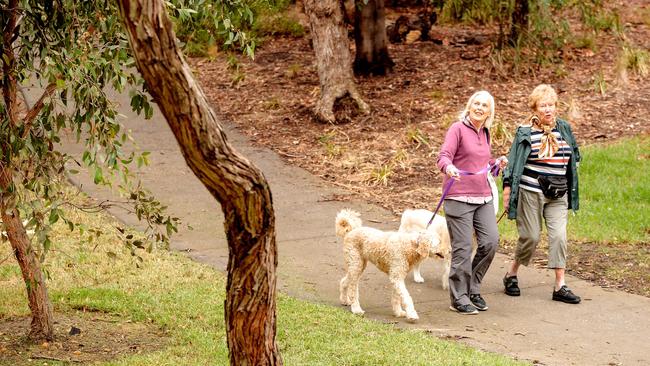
[1,195,526,365]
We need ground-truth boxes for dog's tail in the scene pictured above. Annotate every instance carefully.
[335,209,362,238]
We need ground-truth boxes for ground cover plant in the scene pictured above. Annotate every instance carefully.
[0,192,528,365]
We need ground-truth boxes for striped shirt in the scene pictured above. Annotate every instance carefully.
[520,128,572,193]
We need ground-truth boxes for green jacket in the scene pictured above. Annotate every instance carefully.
[502,118,581,219]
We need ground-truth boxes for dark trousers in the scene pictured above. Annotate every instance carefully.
[444,199,499,306]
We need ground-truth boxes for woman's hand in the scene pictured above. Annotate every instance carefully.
[503,186,511,211]
[497,156,508,169]
[446,165,461,181]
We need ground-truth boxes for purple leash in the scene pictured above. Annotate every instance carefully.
[426,162,501,228]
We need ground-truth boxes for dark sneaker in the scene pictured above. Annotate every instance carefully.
[469,294,488,311]
[552,285,581,304]
[449,303,479,315]
[503,274,521,296]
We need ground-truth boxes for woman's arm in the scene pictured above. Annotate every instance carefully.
[437,123,460,174]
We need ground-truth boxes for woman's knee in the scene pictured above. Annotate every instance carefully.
[519,232,540,246]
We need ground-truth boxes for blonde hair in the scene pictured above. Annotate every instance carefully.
[528,84,558,111]
[460,90,495,129]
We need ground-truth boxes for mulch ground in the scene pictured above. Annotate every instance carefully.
[0,311,168,365]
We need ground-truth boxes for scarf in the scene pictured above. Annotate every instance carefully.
[530,115,559,159]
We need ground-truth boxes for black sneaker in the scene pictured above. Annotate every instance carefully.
[552,285,581,304]
[449,303,479,315]
[469,294,488,311]
[503,274,521,296]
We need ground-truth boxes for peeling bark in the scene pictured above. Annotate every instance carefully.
[117,1,281,364]
[0,202,54,341]
[304,0,369,123]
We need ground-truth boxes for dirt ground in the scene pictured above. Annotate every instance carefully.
[0,311,167,365]
[193,1,650,296]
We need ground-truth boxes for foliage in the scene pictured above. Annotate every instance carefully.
[0,202,527,365]
[168,0,298,56]
[404,126,431,149]
[253,8,304,37]
[166,0,258,57]
[0,0,178,259]
[617,43,650,78]
[592,70,607,96]
[318,131,344,158]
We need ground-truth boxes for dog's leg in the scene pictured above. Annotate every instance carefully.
[391,288,406,318]
[391,274,418,322]
[339,275,351,305]
[413,261,425,283]
[442,256,451,290]
[348,260,366,315]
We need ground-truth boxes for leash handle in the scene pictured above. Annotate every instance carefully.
[426,162,500,228]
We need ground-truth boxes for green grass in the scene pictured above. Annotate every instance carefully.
[498,135,650,243]
[0,198,526,365]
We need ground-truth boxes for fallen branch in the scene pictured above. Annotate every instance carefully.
[31,354,82,363]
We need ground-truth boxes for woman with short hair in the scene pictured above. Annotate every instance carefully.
[437,90,507,314]
[502,84,582,304]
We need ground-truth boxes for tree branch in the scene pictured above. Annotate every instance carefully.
[2,0,19,126]
[21,83,57,138]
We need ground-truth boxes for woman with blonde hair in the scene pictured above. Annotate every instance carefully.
[502,84,582,304]
[437,90,507,314]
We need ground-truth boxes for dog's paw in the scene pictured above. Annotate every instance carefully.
[340,297,351,306]
[351,308,365,316]
[406,310,419,322]
[414,274,425,283]
[406,315,419,323]
[394,309,407,318]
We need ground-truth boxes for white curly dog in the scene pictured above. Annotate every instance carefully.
[335,209,440,322]
[399,174,500,289]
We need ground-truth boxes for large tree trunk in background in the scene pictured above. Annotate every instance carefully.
[354,0,394,76]
[509,0,529,45]
[304,0,369,123]
[1,0,54,342]
[117,1,281,365]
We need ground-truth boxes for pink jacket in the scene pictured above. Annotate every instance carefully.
[437,120,495,198]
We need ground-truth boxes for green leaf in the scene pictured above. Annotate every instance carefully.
[94,167,104,184]
[49,210,60,225]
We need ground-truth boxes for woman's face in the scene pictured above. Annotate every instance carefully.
[468,94,491,125]
[535,97,557,125]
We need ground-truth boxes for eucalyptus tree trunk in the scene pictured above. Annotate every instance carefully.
[117,1,281,364]
[0,202,54,341]
[1,0,54,342]
[304,0,369,123]
[354,0,394,76]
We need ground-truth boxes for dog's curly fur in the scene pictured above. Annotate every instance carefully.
[335,209,439,322]
[399,210,451,289]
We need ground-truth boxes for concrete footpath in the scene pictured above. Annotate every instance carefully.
[56,89,648,366]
